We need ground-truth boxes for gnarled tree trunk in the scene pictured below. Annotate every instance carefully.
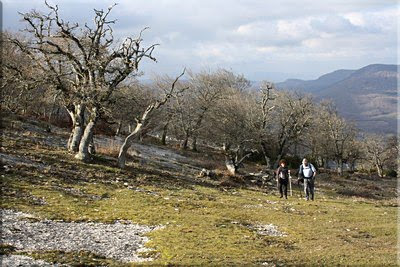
[181,133,189,150]
[336,160,344,176]
[115,120,122,136]
[88,135,96,155]
[67,104,85,152]
[191,136,198,152]
[225,155,237,176]
[376,164,383,177]
[118,103,160,169]
[161,122,168,145]
[117,122,144,169]
[75,107,98,161]
[118,69,186,169]
[375,157,384,177]
[260,141,271,169]
[225,149,255,176]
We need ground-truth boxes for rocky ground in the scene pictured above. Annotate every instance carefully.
[0,209,162,265]
[0,254,59,267]
[95,135,205,174]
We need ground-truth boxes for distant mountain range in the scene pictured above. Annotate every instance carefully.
[275,64,399,134]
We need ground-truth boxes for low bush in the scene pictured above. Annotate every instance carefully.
[384,169,397,177]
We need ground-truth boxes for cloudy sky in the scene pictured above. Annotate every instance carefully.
[3,0,398,82]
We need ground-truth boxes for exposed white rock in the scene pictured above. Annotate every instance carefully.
[248,223,287,237]
[1,209,162,263]
[0,254,59,267]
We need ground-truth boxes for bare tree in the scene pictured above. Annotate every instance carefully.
[225,149,257,176]
[170,69,249,151]
[117,70,187,169]
[316,102,358,175]
[385,136,399,174]
[363,134,396,177]
[256,81,276,169]
[149,74,188,145]
[271,92,314,167]
[345,139,363,172]
[1,32,48,115]
[14,1,157,161]
[207,88,258,175]
[108,82,155,137]
[170,90,196,149]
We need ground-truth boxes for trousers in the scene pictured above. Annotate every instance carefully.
[304,178,314,200]
[278,178,288,197]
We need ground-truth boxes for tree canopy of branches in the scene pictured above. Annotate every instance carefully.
[169,69,250,151]
[267,92,314,167]
[4,2,397,176]
[1,32,49,115]
[12,1,157,161]
[363,134,398,177]
[117,70,187,169]
[311,101,358,175]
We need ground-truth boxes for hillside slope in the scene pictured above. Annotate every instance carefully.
[277,69,355,93]
[276,64,398,134]
[0,114,397,266]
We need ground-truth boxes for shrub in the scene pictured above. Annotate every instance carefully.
[247,152,265,164]
[384,169,397,177]
[285,155,302,169]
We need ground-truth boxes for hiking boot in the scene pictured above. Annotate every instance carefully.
[280,195,283,198]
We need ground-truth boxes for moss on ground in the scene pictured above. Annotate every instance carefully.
[1,116,398,266]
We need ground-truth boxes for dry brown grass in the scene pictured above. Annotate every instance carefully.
[95,139,121,158]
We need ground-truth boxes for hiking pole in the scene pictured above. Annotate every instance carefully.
[288,170,292,196]
[298,179,303,198]
[276,176,279,190]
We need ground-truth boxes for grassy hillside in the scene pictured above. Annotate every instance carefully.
[1,114,398,266]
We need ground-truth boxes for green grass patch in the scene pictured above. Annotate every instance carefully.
[1,116,398,266]
[23,250,128,267]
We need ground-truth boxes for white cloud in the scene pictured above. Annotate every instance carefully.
[343,12,365,26]
[256,46,278,53]
[310,15,358,34]
[3,0,397,81]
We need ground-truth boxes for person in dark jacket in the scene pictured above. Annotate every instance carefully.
[276,159,289,199]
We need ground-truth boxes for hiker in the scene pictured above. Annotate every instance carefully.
[276,159,289,199]
[298,158,317,200]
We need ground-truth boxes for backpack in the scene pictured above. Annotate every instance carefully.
[299,163,315,178]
